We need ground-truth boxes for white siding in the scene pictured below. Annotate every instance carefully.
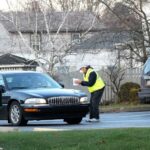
[0,23,12,54]
[42,32,71,52]
[10,33,33,57]
[0,25,119,71]
[64,51,117,71]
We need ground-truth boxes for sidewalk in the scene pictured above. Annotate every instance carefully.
[101,104,150,113]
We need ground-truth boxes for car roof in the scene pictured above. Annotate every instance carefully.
[0,71,41,75]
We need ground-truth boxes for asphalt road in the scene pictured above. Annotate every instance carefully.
[0,111,150,132]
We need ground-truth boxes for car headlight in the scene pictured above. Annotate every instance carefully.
[80,97,89,104]
[25,98,47,104]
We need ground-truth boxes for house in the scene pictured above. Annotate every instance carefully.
[0,11,137,72]
[0,53,38,71]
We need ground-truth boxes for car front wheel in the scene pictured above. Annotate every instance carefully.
[9,101,28,126]
[64,117,82,125]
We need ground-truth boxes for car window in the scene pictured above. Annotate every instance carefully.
[144,58,150,75]
[0,75,5,86]
[4,73,61,90]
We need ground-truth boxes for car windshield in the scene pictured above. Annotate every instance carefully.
[4,73,62,90]
[143,58,150,75]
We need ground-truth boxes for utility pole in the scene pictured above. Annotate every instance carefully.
[130,49,133,68]
[115,43,122,68]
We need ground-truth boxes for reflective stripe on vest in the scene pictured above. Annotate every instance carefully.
[83,68,105,93]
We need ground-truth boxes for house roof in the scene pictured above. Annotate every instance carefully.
[70,29,132,51]
[0,53,38,66]
[0,11,106,33]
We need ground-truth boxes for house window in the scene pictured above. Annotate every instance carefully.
[31,33,41,51]
[72,33,81,44]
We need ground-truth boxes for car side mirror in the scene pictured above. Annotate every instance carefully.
[0,85,5,93]
[59,83,64,88]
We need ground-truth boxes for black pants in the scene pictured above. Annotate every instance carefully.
[89,87,105,119]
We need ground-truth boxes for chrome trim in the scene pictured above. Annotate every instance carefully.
[48,96,80,105]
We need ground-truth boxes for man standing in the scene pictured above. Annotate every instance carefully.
[75,65,105,122]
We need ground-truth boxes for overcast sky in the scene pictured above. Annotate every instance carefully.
[0,0,150,16]
[0,0,27,11]
[0,0,9,10]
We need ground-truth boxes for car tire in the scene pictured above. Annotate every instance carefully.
[64,117,82,125]
[9,101,28,126]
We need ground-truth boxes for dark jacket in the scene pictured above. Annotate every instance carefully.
[81,70,97,87]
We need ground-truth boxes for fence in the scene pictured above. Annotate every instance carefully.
[100,67,142,102]
[59,68,142,102]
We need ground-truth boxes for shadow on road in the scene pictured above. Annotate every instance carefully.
[0,120,88,127]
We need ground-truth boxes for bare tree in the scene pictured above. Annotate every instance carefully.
[24,0,42,12]
[0,0,102,77]
[53,0,150,66]
[99,0,150,65]
[104,61,125,102]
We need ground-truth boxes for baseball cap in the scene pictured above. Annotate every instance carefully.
[78,65,91,70]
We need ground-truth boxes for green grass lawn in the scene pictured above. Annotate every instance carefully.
[0,128,150,150]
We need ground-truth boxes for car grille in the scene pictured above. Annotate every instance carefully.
[48,96,80,106]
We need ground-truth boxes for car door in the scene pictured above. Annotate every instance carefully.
[0,74,10,120]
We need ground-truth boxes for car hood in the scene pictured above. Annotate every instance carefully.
[9,88,86,100]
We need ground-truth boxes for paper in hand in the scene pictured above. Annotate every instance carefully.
[73,78,79,86]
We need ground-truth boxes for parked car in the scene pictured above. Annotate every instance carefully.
[139,58,150,103]
[0,71,89,126]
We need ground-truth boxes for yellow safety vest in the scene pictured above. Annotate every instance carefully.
[83,68,105,93]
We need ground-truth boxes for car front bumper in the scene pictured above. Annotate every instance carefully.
[22,104,89,120]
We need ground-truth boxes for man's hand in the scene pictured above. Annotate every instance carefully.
[74,79,82,84]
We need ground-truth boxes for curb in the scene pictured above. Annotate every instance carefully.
[101,106,150,113]
[0,127,19,132]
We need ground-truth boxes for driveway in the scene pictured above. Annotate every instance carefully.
[0,111,150,132]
